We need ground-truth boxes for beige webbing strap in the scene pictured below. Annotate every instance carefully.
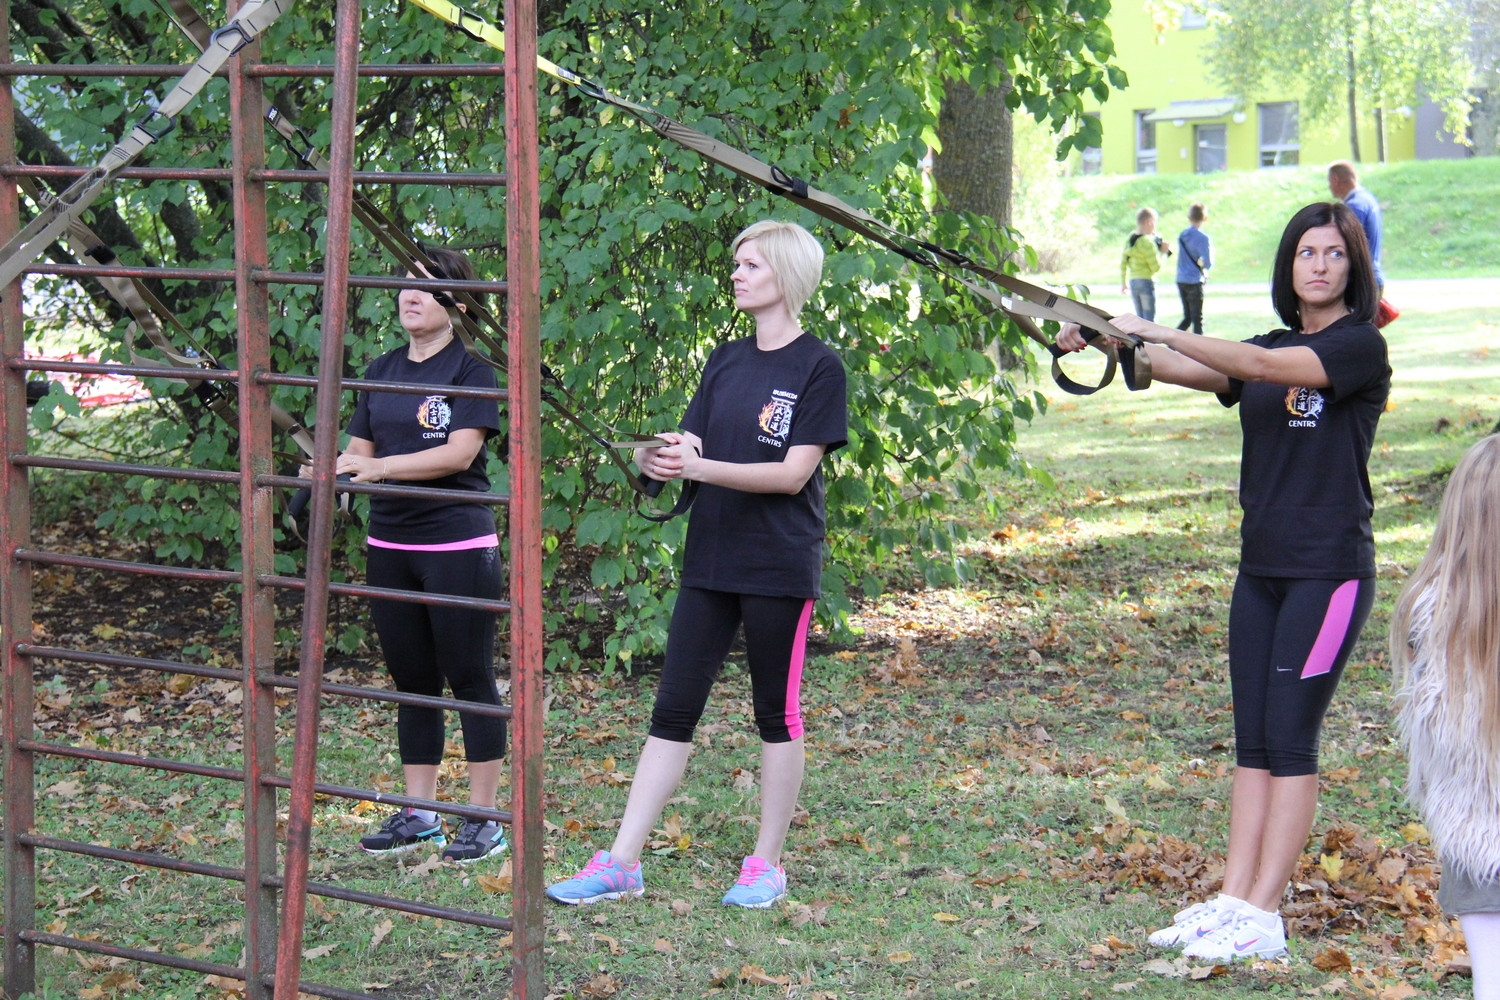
[405,0,1149,394]
[0,0,295,292]
[18,178,317,460]
[153,0,213,47]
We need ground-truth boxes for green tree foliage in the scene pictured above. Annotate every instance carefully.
[10,0,1117,669]
[1188,0,1475,161]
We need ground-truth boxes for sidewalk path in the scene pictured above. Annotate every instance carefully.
[1188,277,1500,310]
[1085,276,1500,315]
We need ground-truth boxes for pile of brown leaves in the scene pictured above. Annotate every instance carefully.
[1053,820,1471,986]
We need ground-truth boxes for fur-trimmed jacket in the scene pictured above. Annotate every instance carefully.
[1395,588,1500,882]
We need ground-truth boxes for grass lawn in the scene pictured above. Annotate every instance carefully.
[1051,157,1500,288]
[7,280,1498,997]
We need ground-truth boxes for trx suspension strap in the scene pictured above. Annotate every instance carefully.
[404,0,1150,395]
[0,0,295,292]
[152,0,688,521]
[16,177,317,463]
[136,1,687,524]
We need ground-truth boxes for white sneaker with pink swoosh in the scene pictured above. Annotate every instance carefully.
[1181,906,1289,962]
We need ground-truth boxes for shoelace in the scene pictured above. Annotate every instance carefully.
[735,863,773,886]
[453,821,491,846]
[385,811,420,832]
[578,854,618,878]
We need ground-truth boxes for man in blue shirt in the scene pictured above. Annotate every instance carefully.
[1328,161,1384,294]
[1175,203,1212,335]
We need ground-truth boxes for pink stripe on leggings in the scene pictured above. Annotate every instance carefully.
[368,533,499,552]
[784,599,814,740]
[1301,579,1360,678]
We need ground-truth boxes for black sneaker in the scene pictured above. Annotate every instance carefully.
[358,808,447,854]
[442,818,508,864]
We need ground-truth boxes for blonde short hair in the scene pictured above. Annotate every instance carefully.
[1328,160,1359,185]
[731,220,825,317]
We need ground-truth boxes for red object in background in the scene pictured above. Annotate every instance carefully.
[24,353,151,409]
[1375,298,1400,329]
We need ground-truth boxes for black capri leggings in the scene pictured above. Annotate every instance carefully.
[649,587,813,745]
[366,543,506,765]
[1227,573,1375,777]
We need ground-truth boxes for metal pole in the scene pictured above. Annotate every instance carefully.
[228,0,281,995]
[274,0,360,993]
[0,0,38,992]
[505,0,546,993]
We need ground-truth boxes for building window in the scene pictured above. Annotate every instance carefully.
[1135,110,1158,173]
[1080,112,1102,175]
[1258,102,1300,167]
[1195,123,1228,173]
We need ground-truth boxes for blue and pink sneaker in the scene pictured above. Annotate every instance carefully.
[721,856,787,909]
[544,850,644,905]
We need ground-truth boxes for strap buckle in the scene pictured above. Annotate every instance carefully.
[267,108,318,166]
[135,107,177,141]
[768,165,809,199]
[209,21,255,57]
[453,7,490,43]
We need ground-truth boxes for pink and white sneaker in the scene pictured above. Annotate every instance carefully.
[544,850,644,905]
[721,856,787,909]
[1181,906,1288,962]
[1147,894,1246,948]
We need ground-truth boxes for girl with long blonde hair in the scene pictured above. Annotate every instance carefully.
[1391,434,1500,1000]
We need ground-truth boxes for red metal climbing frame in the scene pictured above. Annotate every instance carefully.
[0,0,545,996]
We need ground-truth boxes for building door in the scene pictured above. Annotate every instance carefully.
[1195,123,1228,172]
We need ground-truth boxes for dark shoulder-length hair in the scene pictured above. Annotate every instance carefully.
[1269,201,1378,329]
[421,246,481,309]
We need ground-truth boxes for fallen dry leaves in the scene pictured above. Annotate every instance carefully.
[1053,819,1471,982]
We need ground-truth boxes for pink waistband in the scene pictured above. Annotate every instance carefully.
[368,533,499,552]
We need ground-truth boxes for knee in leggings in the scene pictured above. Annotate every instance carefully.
[753,709,801,743]
[1235,748,1271,771]
[648,712,698,744]
[1267,754,1319,778]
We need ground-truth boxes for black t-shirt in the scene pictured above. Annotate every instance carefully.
[678,332,848,598]
[1218,315,1390,578]
[346,337,501,544]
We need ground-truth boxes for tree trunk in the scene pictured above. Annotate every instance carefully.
[933,75,1014,231]
[934,71,1016,361]
[1345,17,1363,161]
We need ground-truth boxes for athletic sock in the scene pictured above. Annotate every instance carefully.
[1240,902,1281,929]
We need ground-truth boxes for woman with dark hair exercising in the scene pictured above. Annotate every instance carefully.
[341,247,508,865]
[1060,201,1390,962]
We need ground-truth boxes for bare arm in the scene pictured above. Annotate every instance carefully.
[337,428,488,483]
[1059,317,1330,394]
[1057,320,1228,393]
[1113,314,1330,387]
[682,443,828,494]
[638,432,828,496]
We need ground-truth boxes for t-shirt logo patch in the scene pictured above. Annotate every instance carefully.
[1284,386,1324,427]
[758,390,796,443]
[417,395,453,432]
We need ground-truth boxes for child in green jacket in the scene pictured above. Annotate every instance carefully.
[1120,207,1173,321]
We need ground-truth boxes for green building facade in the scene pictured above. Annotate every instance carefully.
[1079,4,1468,176]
